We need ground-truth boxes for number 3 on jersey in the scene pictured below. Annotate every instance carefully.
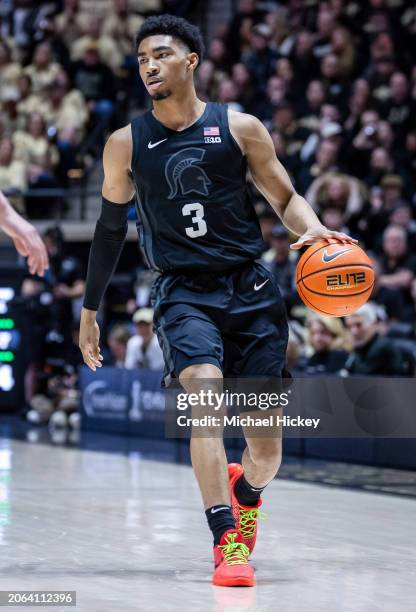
[182,203,207,238]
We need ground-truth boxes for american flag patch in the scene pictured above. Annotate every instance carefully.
[204,126,220,136]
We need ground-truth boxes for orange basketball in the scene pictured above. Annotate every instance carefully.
[295,240,374,317]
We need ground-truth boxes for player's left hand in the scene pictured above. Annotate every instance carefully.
[290,226,358,250]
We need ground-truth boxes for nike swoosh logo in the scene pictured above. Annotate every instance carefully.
[148,139,167,149]
[211,506,230,514]
[322,247,353,263]
[254,279,269,291]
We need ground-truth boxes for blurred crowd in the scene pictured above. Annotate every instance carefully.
[0,0,175,216]
[3,0,415,426]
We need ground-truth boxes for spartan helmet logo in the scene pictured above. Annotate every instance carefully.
[165,148,212,199]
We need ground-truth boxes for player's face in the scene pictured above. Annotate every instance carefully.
[138,34,196,100]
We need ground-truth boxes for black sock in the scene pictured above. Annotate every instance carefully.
[234,474,266,506]
[205,505,235,545]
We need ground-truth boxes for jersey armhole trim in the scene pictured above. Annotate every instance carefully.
[225,105,245,157]
[130,119,139,173]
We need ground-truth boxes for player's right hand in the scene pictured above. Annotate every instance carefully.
[79,310,103,371]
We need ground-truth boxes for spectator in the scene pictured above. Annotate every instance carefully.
[291,30,318,86]
[349,109,380,174]
[70,15,123,73]
[373,225,416,317]
[376,120,395,154]
[71,43,116,134]
[39,70,88,141]
[378,72,414,142]
[270,101,310,159]
[380,174,406,210]
[364,147,394,188]
[313,7,336,59]
[320,53,349,108]
[15,74,42,124]
[231,62,256,112]
[274,58,294,90]
[217,79,243,112]
[305,315,350,375]
[39,70,88,180]
[13,112,58,170]
[125,308,164,371]
[365,55,396,101]
[224,0,266,66]
[23,42,62,94]
[343,80,371,136]
[330,25,355,77]
[343,303,403,376]
[107,324,131,368]
[371,255,406,321]
[297,138,340,194]
[306,173,365,219]
[13,112,59,216]
[388,204,416,253]
[43,226,85,348]
[54,0,86,49]
[243,23,279,89]
[298,80,326,131]
[257,76,287,121]
[207,37,228,71]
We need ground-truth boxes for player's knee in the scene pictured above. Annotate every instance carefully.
[179,363,222,382]
[179,363,223,402]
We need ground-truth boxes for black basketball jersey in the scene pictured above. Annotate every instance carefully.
[130,102,264,272]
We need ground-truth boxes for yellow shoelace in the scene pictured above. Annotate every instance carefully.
[219,533,250,566]
[239,506,266,538]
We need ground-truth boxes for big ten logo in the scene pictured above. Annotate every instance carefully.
[204,136,221,144]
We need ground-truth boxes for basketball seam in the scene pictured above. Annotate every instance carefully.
[298,279,375,298]
[298,262,374,283]
[299,243,329,279]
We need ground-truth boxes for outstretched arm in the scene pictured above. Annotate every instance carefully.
[79,126,135,370]
[0,190,48,276]
[229,111,357,249]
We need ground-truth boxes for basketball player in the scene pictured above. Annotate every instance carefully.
[0,190,48,276]
[79,15,357,587]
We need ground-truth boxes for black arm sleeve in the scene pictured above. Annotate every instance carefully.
[83,197,131,311]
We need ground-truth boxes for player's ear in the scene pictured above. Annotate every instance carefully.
[187,52,199,71]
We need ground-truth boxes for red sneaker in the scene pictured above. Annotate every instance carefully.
[212,529,255,587]
[228,463,265,554]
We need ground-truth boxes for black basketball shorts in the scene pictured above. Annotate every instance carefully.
[151,261,289,385]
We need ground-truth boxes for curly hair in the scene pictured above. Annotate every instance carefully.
[135,14,205,66]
